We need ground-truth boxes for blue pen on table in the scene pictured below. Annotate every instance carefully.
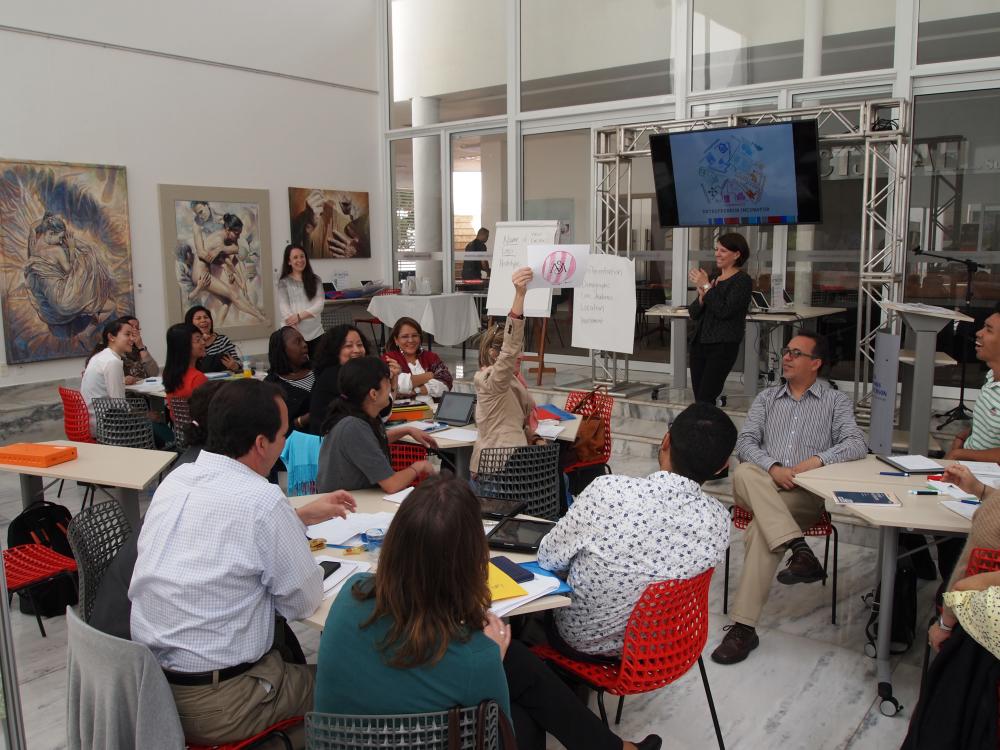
[879,471,909,477]
[908,490,939,495]
[961,498,981,506]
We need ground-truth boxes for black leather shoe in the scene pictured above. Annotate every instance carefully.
[710,623,759,665]
[636,735,662,750]
[776,546,827,584]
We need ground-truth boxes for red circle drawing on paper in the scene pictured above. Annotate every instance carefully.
[541,250,576,285]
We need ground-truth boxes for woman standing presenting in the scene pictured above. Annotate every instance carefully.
[277,244,325,359]
[687,232,753,405]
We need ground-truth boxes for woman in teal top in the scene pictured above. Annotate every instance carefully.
[315,476,661,750]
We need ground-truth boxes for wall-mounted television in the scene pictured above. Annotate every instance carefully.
[650,120,822,228]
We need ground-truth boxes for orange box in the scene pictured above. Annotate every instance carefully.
[0,443,78,468]
[390,406,432,422]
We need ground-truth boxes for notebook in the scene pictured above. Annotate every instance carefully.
[833,490,901,507]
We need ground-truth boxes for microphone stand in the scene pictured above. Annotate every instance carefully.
[912,247,978,427]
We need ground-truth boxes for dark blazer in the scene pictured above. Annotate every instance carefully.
[688,271,753,345]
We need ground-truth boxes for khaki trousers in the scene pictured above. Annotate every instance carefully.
[730,462,825,628]
[171,649,315,747]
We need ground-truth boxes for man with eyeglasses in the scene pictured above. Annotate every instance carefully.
[712,331,868,665]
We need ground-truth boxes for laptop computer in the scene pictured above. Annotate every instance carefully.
[434,391,476,426]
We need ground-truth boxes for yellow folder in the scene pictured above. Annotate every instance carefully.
[488,563,528,602]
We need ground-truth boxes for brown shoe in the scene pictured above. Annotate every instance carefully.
[776,546,827,584]
[710,623,759,665]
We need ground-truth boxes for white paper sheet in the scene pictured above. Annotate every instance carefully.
[307,512,396,545]
[526,245,590,289]
[435,427,479,443]
[571,254,636,355]
[927,480,977,499]
[485,221,559,316]
[940,500,978,521]
[534,423,564,439]
[315,555,372,599]
[383,487,415,504]
[489,574,560,617]
[959,461,1000,479]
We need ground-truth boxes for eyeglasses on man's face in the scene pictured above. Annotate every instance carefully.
[781,347,819,360]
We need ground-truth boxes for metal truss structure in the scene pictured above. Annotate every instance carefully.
[592,99,912,409]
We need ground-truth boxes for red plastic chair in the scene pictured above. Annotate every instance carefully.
[389,443,428,486]
[531,569,725,749]
[3,544,78,637]
[562,389,614,473]
[186,716,302,750]
[58,387,96,443]
[723,505,839,624]
[354,288,401,352]
[967,547,1000,576]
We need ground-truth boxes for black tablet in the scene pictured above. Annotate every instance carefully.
[479,497,526,520]
[486,518,556,553]
[435,391,476,426]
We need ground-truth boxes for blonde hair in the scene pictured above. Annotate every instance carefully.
[477,322,505,368]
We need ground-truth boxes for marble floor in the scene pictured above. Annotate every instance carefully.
[0,467,936,750]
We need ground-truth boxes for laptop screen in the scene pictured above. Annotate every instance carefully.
[435,392,476,425]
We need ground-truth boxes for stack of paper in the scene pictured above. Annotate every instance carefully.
[488,563,527,602]
[307,512,396,545]
[959,461,1000,483]
[534,423,564,439]
[315,555,372,599]
[383,487,415,504]
[489,575,560,617]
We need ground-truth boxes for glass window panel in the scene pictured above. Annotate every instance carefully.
[692,0,803,92]
[522,130,593,358]
[391,136,445,291]
[908,89,1000,391]
[689,98,778,118]
[520,0,672,111]
[918,1,1000,65]
[451,132,507,292]
[389,0,506,129]
[821,2,895,75]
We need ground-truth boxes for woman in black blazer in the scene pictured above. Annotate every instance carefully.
[687,233,753,405]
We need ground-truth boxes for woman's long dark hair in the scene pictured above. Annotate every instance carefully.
[186,379,227,446]
[313,324,371,376]
[321,356,390,457]
[353,475,491,668]
[183,305,214,334]
[86,318,131,366]
[268,326,311,377]
[279,243,320,300]
[163,323,200,393]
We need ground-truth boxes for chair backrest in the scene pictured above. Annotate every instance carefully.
[65,606,185,750]
[91,397,155,449]
[321,306,357,332]
[389,443,428,471]
[376,288,401,296]
[967,547,1000,576]
[305,703,499,750]
[475,444,561,520]
[280,430,322,496]
[66,500,133,623]
[614,568,714,695]
[59,387,96,443]
[564,390,614,464]
[166,397,192,452]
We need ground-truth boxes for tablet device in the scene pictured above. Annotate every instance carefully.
[750,290,770,311]
[479,497,526,520]
[435,391,476,426]
[486,518,557,553]
[490,555,534,583]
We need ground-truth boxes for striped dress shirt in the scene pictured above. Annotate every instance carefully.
[129,450,322,672]
[735,381,868,470]
[966,370,1000,451]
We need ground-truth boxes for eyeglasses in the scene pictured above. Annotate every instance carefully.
[781,347,819,360]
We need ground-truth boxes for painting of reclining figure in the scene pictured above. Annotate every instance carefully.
[0,158,135,364]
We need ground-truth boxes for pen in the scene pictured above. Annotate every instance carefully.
[908,490,939,495]
[961,499,981,506]
[879,471,908,477]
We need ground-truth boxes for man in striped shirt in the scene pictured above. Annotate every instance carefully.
[946,303,1000,463]
[712,331,868,665]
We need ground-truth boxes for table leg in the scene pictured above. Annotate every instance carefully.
[744,321,760,397]
[874,526,903,717]
[453,447,471,480]
[115,488,141,529]
[19,474,44,508]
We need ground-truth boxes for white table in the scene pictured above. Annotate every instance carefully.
[367,293,481,346]
[794,455,968,717]
[0,440,177,528]
[290,489,571,630]
[645,305,847,396]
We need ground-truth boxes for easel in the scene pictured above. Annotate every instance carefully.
[522,318,556,386]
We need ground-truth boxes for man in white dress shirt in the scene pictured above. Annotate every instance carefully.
[537,402,737,657]
[130,379,355,745]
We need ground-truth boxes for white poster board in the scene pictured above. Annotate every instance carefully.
[486,221,559,317]
[572,254,636,354]
[526,245,590,289]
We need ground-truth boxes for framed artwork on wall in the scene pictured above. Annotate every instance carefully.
[158,184,273,341]
[0,158,135,364]
[288,187,370,259]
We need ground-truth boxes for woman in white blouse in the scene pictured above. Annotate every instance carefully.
[277,244,325,358]
[80,318,135,432]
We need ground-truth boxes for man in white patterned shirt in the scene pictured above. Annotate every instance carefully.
[712,331,868,665]
[130,379,356,746]
[537,403,737,657]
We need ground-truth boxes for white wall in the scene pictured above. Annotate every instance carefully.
[0,1,381,386]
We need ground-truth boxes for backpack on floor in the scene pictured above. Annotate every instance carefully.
[6,500,78,616]
[864,561,917,655]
